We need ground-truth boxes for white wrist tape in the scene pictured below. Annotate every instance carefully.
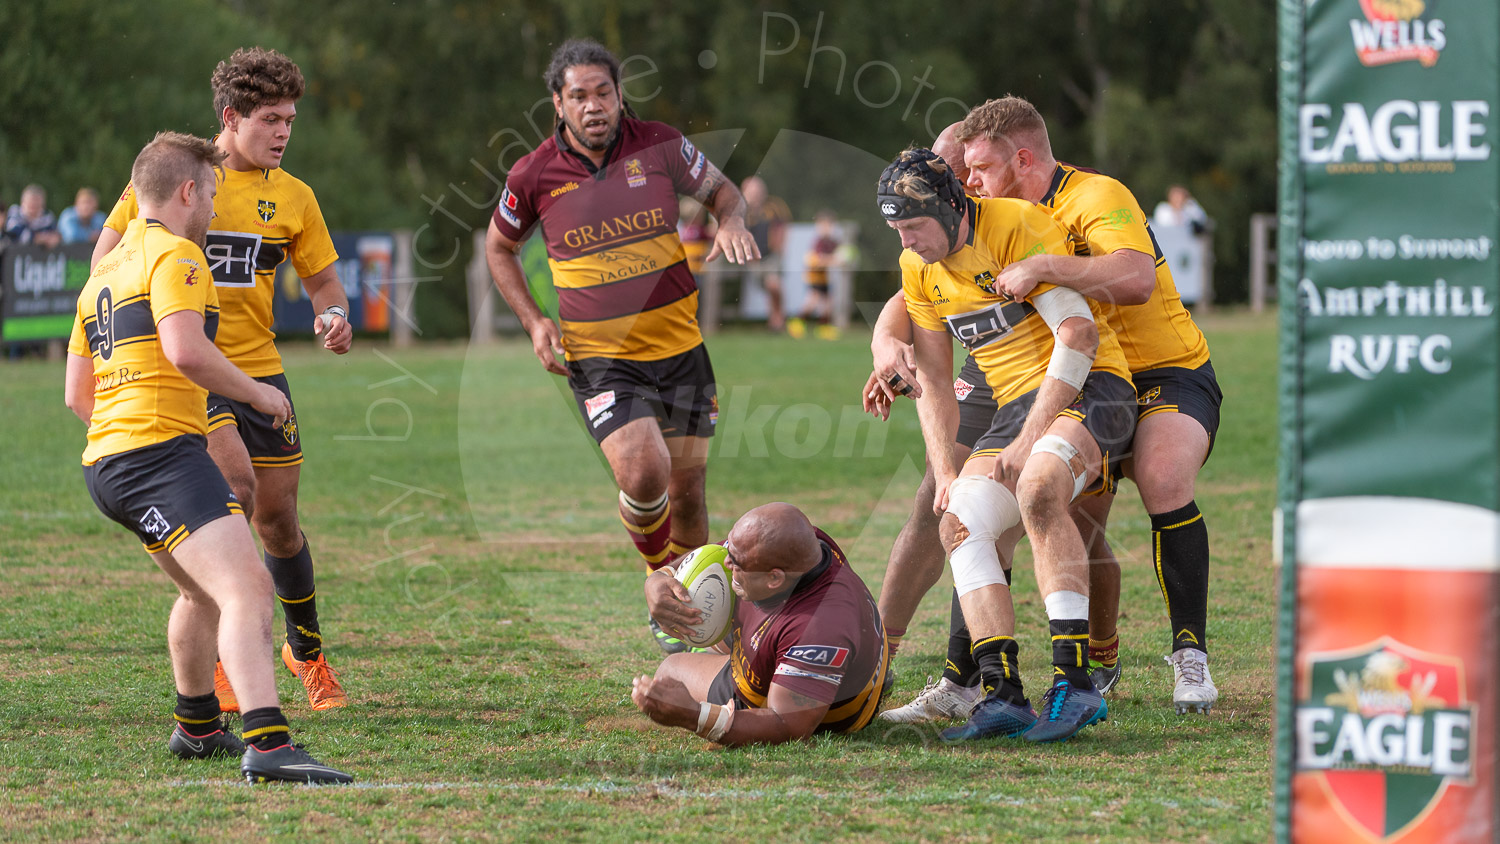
[945,475,1022,596]
[696,701,735,742]
[1030,434,1088,501]
[1045,345,1092,390]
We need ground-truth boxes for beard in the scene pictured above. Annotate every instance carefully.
[563,111,620,152]
[184,211,212,248]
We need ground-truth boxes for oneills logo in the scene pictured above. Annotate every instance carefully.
[1351,0,1446,68]
[1296,638,1476,841]
[550,181,580,198]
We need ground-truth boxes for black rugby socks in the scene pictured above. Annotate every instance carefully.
[1151,501,1210,654]
[266,538,322,661]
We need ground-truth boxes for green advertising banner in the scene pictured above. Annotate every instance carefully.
[1,243,93,342]
[1278,1,1500,842]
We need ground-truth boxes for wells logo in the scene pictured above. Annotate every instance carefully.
[257,199,277,223]
[973,270,996,294]
[1296,637,1475,841]
[550,181,580,198]
[1351,0,1446,68]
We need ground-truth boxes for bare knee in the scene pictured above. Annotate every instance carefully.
[226,474,256,520]
[1016,471,1069,532]
[251,500,302,556]
[939,512,967,554]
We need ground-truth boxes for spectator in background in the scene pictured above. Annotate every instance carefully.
[788,209,843,341]
[1152,184,1209,235]
[677,196,716,275]
[4,185,62,247]
[740,175,791,332]
[59,188,107,244]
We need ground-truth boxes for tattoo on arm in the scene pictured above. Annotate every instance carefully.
[695,165,726,206]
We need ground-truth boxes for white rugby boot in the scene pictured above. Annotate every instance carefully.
[1166,648,1218,714]
[877,676,981,724]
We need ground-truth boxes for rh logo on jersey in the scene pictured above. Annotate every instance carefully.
[1351,0,1445,68]
[257,199,276,223]
[138,507,171,540]
[203,231,263,288]
[785,645,849,668]
[1296,637,1476,841]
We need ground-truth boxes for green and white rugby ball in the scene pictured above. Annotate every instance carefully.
[673,544,735,648]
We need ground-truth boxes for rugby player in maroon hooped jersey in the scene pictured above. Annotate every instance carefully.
[632,504,889,745]
[485,39,759,655]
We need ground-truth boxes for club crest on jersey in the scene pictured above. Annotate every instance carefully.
[257,199,276,223]
[626,158,647,188]
[973,270,997,294]
[138,507,171,540]
[953,378,974,401]
[1137,386,1162,405]
[1296,637,1477,841]
[785,645,849,668]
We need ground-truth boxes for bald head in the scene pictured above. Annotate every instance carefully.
[932,122,970,187]
[727,503,821,575]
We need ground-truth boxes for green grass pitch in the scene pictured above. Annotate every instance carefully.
[0,311,1275,841]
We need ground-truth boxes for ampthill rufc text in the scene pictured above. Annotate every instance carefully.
[1300,278,1493,382]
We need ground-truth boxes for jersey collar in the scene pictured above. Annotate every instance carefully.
[1040,164,1069,207]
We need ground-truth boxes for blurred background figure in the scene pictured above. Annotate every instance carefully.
[59,187,107,244]
[1153,184,1209,235]
[787,209,843,341]
[739,175,791,332]
[4,184,62,247]
[677,196,716,275]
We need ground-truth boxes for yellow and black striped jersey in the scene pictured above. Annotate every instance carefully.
[104,165,338,377]
[902,197,1132,406]
[69,218,220,465]
[1039,164,1210,372]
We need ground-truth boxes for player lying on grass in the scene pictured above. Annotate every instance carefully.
[632,503,889,745]
[65,132,350,784]
[877,147,1136,742]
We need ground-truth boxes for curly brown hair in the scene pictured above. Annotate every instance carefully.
[211,47,305,126]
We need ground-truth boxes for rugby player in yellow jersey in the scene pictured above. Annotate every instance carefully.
[957,96,1222,714]
[94,48,350,711]
[878,148,1135,742]
[66,132,350,783]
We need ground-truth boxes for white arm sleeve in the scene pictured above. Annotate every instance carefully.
[1031,287,1096,390]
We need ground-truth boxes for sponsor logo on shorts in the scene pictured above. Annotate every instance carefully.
[1137,386,1162,405]
[592,410,614,429]
[785,645,849,668]
[953,378,974,401]
[499,188,521,227]
[585,390,617,420]
[257,199,277,223]
[626,158,647,189]
[139,507,171,540]
[281,413,298,445]
[689,151,705,180]
[709,394,719,426]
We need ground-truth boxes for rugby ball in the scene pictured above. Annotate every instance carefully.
[672,544,735,648]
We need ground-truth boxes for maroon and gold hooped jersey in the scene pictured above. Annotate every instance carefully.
[492,118,714,362]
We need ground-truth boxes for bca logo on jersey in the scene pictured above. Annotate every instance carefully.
[257,199,276,223]
[785,645,849,668]
[138,507,171,540]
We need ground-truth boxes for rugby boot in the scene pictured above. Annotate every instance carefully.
[1023,679,1108,743]
[213,661,239,713]
[649,615,689,655]
[1166,648,1218,715]
[282,642,349,710]
[241,743,353,784]
[1089,659,1123,696]
[168,721,245,760]
[939,693,1037,742]
[878,677,981,724]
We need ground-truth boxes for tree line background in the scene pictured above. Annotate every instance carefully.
[1,0,1275,337]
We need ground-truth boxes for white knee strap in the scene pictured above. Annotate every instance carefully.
[946,475,1021,596]
[620,489,668,517]
[1030,434,1087,501]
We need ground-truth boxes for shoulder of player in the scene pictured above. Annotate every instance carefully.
[1060,168,1141,213]
[898,249,928,277]
[623,118,684,146]
[503,142,556,199]
[263,167,322,205]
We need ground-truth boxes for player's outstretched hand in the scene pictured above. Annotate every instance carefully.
[862,371,894,420]
[527,319,568,376]
[631,675,698,730]
[313,311,353,354]
[706,218,760,265]
[644,571,701,640]
[250,382,293,429]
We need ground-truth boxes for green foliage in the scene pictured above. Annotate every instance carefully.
[2,2,1275,333]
